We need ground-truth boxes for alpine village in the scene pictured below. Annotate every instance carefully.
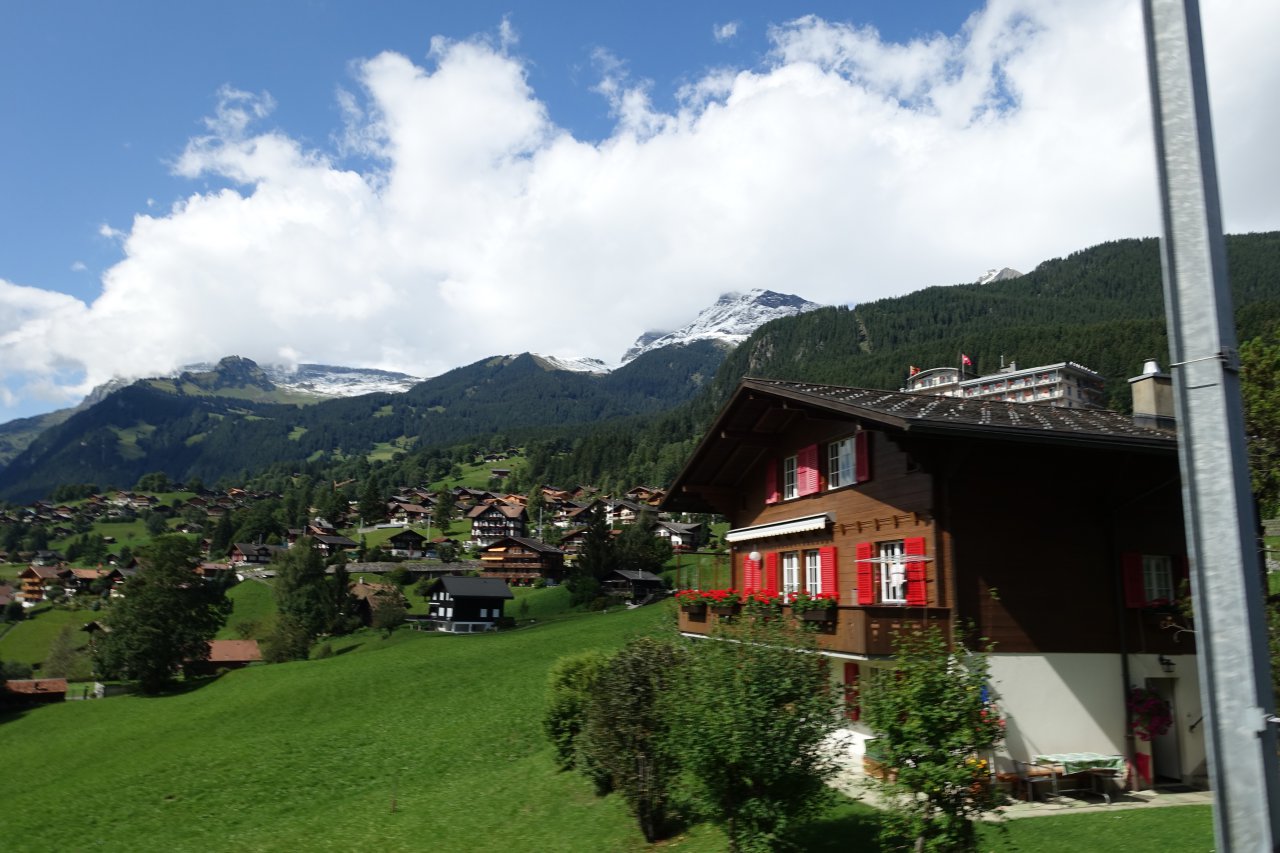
[3,234,1280,852]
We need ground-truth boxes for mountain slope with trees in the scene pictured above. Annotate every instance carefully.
[2,233,1277,503]
[0,341,727,502]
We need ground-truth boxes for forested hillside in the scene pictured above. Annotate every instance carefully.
[521,233,1280,491]
[2,233,1277,503]
[0,342,727,502]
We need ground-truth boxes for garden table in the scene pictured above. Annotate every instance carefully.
[1032,753,1126,804]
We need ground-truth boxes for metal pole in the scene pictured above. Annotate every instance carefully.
[1142,2,1280,849]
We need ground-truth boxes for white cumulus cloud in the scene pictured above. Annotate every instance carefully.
[1,0,1277,421]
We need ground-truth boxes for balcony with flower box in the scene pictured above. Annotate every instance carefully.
[676,590,950,657]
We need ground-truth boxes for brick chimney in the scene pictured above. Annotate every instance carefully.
[1129,358,1175,429]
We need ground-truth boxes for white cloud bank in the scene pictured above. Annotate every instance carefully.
[2,0,1277,420]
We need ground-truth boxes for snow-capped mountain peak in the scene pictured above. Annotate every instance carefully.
[976,267,1023,285]
[620,289,824,364]
[175,359,424,398]
[529,354,611,374]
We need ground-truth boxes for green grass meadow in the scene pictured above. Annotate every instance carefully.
[215,579,279,640]
[0,605,98,665]
[1,597,1216,852]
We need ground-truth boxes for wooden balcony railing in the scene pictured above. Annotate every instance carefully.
[677,605,951,656]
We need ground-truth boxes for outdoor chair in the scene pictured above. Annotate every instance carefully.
[1015,760,1060,801]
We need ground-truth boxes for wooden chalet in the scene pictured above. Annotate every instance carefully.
[17,565,68,606]
[654,520,705,551]
[664,375,1200,789]
[2,678,68,706]
[349,580,408,626]
[626,485,667,505]
[386,529,429,558]
[230,543,288,566]
[478,536,566,585]
[604,569,665,601]
[185,640,263,676]
[312,534,358,558]
[425,576,513,633]
[466,503,527,547]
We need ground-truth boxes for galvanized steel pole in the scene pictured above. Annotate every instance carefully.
[1142,1,1280,849]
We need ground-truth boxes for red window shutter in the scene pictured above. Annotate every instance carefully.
[820,546,838,597]
[798,444,819,495]
[844,662,861,721]
[856,542,875,605]
[1122,552,1144,608]
[743,556,761,594]
[905,536,927,606]
[765,461,779,505]
[855,431,871,483]
[765,552,780,596]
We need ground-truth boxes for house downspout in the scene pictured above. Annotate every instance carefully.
[1108,505,1137,782]
[1109,474,1178,787]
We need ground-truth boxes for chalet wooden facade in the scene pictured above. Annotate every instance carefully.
[664,377,1201,788]
[466,503,527,547]
[425,576,513,633]
[17,565,67,606]
[386,529,429,558]
[478,537,566,584]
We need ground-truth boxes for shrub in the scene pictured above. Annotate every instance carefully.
[863,625,1007,853]
[671,617,841,852]
[543,650,610,772]
[579,637,688,842]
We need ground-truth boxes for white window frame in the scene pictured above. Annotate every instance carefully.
[1143,554,1174,604]
[827,437,856,489]
[805,549,822,595]
[782,455,798,500]
[878,540,907,604]
[782,552,800,594]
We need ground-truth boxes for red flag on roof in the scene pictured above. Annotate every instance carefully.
[908,365,920,376]
[961,353,972,366]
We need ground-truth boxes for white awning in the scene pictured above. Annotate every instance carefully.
[725,513,833,543]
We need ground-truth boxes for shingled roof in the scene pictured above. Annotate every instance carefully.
[740,378,1175,445]
[432,576,514,599]
[664,377,1177,515]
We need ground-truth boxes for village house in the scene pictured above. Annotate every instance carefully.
[185,640,263,677]
[466,502,527,547]
[17,565,68,606]
[229,543,288,566]
[478,536,566,585]
[2,678,68,706]
[349,579,408,626]
[385,529,429,558]
[653,520,705,552]
[663,370,1200,790]
[424,576,513,633]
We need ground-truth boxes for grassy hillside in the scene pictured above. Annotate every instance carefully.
[0,604,686,852]
[0,600,1215,851]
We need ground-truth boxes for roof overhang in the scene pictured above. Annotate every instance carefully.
[725,512,834,544]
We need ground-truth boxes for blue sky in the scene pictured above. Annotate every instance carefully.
[2,0,1278,423]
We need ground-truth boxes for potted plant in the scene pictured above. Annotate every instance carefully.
[1127,686,1173,741]
[706,588,743,616]
[675,589,710,615]
[787,590,840,621]
[743,590,785,618]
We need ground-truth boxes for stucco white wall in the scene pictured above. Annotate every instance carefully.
[987,652,1204,784]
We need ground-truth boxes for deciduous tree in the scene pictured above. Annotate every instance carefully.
[92,536,231,693]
